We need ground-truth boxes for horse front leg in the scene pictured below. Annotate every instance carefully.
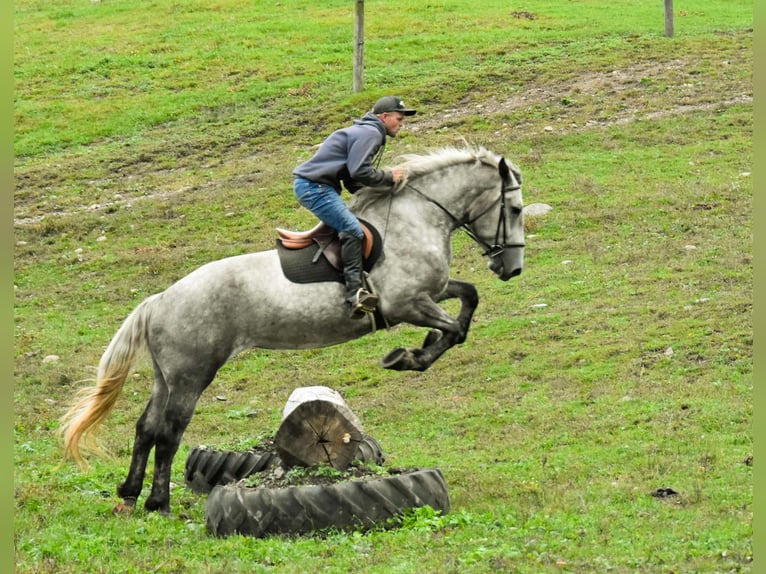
[381,279,478,371]
[430,279,479,345]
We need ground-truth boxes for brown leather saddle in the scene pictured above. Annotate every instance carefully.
[276,221,376,272]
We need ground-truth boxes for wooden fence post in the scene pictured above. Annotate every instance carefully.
[664,0,674,37]
[353,0,365,92]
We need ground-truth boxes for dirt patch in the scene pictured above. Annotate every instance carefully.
[245,459,398,489]
[408,57,751,135]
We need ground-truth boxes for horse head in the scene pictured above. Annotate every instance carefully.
[463,153,525,281]
[353,146,525,281]
[488,156,525,280]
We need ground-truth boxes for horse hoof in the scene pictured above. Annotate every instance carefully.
[381,348,427,371]
[112,498,136,515]
[381,348,410,370]
[144,499,172,516]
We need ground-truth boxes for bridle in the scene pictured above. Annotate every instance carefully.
[404,174,524,258]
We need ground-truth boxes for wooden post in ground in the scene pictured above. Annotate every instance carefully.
[275,386,365,469]
[664,0,674,37]
[353,0,365,92]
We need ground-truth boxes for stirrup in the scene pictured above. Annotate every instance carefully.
[349,288,379,319]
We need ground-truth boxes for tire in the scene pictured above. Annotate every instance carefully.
[205,467,450,538]
[184,446,278,494]
[184,435,386,494]
[354,434,385,467]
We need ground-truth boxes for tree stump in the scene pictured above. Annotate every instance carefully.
[274,386,364,470]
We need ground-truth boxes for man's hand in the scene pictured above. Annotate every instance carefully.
[390,167,408,193]
[391,168,407,183]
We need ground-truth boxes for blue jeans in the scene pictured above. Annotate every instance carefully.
[293,177,364,239]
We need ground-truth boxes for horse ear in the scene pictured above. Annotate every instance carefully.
[498,157,511,181]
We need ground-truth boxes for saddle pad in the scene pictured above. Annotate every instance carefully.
[276,220,384,285]
[277,242,344,284]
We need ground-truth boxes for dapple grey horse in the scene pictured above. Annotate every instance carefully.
[61,146,525,514]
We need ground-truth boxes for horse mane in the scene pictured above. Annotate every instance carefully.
[351,146,503,212]
[394,145,502,178]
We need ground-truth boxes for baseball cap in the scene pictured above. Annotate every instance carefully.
[372,96,417,116]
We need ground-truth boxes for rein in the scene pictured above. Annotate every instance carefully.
[403,179,523,257]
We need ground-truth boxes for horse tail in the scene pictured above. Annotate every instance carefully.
[60,295,156,466]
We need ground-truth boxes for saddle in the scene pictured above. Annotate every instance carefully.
[276,221,376,271]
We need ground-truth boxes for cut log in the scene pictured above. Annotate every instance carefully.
[275,386,364,470]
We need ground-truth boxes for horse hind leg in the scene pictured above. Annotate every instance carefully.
[142,389,207,514]
[116,363,169,510]
[142,370,216,515]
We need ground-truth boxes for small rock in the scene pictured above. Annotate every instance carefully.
[524,203,553,216]
[651,487,678,498]
[664,347,674,356]
[42,355,60,363]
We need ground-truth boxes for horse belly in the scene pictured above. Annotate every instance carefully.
[152,250,370,358]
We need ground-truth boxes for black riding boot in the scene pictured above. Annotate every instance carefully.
[339,231,378,319]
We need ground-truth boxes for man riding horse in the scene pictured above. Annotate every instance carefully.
[61,143,524,515]
[292,96,416,318]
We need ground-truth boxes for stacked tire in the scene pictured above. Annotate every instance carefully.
[184,447,279,495]
[205,467,450,537]
[184,434,385,494]
[183,436,451,538]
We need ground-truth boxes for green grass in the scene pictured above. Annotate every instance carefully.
[14,0,752,572]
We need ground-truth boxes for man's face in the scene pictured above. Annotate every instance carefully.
[380,112,406,137]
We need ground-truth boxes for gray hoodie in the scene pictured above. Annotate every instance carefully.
[293,113,394,193]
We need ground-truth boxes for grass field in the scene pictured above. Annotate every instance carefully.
[14,1,753,572]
